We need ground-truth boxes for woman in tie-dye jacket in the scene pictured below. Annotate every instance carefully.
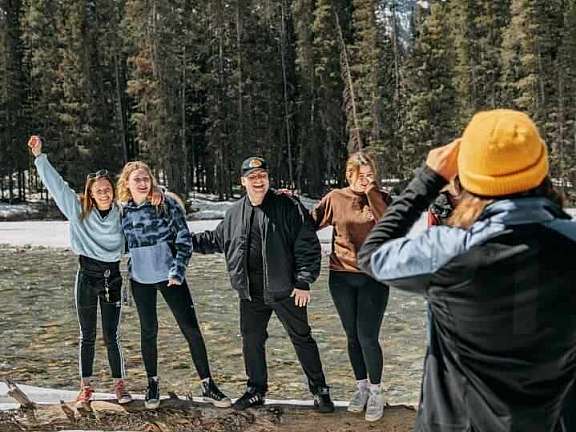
[117,161,230,410]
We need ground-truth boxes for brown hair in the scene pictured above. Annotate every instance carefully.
[117,161,159,203]
[345,152,379,184]
[80,174,116,220]
[447,177,564,229]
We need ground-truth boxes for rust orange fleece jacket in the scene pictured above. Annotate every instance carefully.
[311,184,390,272]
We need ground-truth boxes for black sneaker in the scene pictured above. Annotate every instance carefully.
[201,378,232,408]
[232,387,265,411]
[313,386,335,413]
[145,377,160,409]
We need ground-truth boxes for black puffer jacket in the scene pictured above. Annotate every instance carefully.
[192,189,321,302]
[359,166,576,432]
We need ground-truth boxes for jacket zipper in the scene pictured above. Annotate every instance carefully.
[245,203,252,301]
[261,212,269,300]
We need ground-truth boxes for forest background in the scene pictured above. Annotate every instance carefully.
[2,0,576,202]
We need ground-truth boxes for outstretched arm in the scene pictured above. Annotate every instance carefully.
[358,140,460,293]
[192,221,225,254]
[310,193,333,231]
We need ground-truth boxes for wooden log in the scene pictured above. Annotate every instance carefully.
[0,396,416,432]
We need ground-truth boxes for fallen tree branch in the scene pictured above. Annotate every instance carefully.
[2,379,35,410]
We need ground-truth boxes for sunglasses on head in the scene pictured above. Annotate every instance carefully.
[87,169,109,179]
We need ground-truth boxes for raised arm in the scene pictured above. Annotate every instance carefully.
[28,135,81,221]
[365,182,391,221]
[357,141,460,293]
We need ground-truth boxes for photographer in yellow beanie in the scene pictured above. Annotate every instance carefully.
[359,109,576,432]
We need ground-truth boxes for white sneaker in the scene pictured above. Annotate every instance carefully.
[347,388,369,413]
[365,390,385,422]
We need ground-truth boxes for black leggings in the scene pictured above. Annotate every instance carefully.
[329,271,389,384]
[131,279,211,380]
[75,269,124,379]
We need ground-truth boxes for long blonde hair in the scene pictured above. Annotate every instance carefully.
[447,177,564,229]
[446,193,492,229]
[345,152,379,184]
[117,161,158,203]
[80,173,115,220]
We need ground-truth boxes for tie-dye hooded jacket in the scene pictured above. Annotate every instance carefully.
[121,195,192,284]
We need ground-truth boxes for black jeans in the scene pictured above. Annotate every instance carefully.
[75,269,124,379]
[131,279,211,380]
[329,271,389,384]
[240,293,327,395]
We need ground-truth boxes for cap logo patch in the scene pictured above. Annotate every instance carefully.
[249,159,262,168]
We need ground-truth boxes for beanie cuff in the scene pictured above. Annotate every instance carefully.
[459,151,549,197]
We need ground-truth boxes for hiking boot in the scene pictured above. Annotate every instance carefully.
[347,387,369,413]
[75,385,93,410]
[232,387,265,410]
[365,389,385,422]
[113,379,133,404]
[145,377,160,409]
[201,378,232,408]
[313,386,335,413]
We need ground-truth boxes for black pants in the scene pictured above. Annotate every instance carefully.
[240,293,327,395]
[131,279,211,380]
[75,269,124,379]
[329,271,389,384]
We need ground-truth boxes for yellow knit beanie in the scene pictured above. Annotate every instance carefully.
[458,109,549,197]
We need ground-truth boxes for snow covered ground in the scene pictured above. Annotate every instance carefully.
[0,220,333,248]
[0,203,43,220]
[0,192,322,221]
[2,208,576,249]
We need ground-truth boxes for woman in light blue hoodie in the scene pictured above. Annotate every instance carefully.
[27,135,135,410]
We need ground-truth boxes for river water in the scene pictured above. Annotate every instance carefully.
[0,245,426,406]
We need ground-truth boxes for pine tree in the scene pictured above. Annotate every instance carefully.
[304,0,347,192]
[349,0,384,151]
[402,1,457,171]
[449,0,510,125]
[500,0,540,114]
[0,0,28,200]
[559,0,576,190]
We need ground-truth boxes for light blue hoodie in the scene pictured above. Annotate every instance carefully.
[34,154,124,262]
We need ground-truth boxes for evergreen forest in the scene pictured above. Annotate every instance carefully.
[2,0,576,200]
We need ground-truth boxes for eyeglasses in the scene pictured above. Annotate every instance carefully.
[245,172,268,182]
[87,169,109,179]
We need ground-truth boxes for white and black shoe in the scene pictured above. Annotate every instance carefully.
[313,386,335,413]
[145,377,160,409]
[200,378,232,408]
[232,387,265,411]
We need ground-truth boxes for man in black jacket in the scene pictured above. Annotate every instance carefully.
[192,157,334,413]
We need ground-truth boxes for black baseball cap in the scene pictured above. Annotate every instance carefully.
[241,157,268,177]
